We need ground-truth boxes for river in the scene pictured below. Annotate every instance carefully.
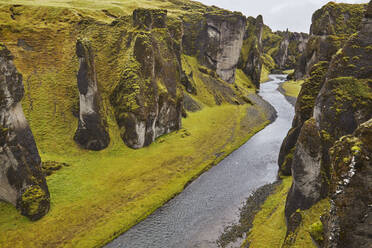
[105,74,294,248]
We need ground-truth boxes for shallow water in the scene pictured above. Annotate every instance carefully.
[105,75,294,248]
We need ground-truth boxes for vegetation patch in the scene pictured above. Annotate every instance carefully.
[282,80,305,98]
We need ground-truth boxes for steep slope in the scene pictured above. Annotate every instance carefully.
[283,1,372,246]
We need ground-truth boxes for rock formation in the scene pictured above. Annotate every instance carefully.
[278,61,329,176]
[324,119,372,248]
[74,38,110,151]
[0,43,50,220]
[282,2,372,245]
[198,10,246,84]
[294,2,366,79]
[110,9,183,149]
[238,15,264,88]
[272,31,308,70]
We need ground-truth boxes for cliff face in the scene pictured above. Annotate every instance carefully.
[0,44,49,220]
[281,1,372,246]
[74,39,110,150]
[198,11,246,83]
[238,15,264,88]
[324,120,372,248]
[272,31,308,70]
[110,9,183,149]
[294,2,366,79]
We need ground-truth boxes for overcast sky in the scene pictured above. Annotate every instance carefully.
[197,0,369,33]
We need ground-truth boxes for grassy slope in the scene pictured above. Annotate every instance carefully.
[0,104,270,248]
[244,176,330,248]
[0,1,272,247]
[282,80,305,98]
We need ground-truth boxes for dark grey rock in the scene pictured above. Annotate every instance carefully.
[74,39,110,151]
[0,43,50,221]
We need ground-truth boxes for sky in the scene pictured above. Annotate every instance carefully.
[197,0,369,33]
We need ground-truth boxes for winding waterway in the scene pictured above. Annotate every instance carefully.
[105,75,294,248]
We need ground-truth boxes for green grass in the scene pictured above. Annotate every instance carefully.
[244,176,330,248]
[260,64,270,83]
[0,104,270,248]
[282,80,305,98]
[283,69,294,74]
[244,176,292,247]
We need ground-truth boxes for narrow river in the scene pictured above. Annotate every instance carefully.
[105,75,294,248]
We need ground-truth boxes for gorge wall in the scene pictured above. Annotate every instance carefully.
[279,1,372,247]
[293,2,366,79]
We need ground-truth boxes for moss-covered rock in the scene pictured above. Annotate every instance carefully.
[19,185,50,221]
[278,61,329,176]
[285,118,325,222]
[282,3,372,246]
[74,38,110,151]
[324,119,372,248]
[294,2,366,79]
[110,9,183,149]
[238,15,263,88]
[0,44,50,220]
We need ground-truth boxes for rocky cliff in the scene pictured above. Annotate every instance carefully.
[74,38,110,150]
[294,2,366,79]
[0,44,49,220]
[272,31,308,71]
[110,9,183,149]
[238,15,264,88]
[199,11,246,84]
[281,1,372,246]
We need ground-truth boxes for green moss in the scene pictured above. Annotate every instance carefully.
[311,2,366,35]
[21,185,48,217]
[297,61,329,119]
[260,64,270,83]
[282,80,305,98]
[309,221,323,242]
[244,177,292,247]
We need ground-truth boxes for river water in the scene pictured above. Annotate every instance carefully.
[105,75,294,248]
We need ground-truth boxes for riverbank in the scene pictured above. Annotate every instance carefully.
[278,80,304,106]
[0,94,275,247]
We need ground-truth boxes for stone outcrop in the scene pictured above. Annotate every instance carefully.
[198,11,246,84]
[294,2,366,79]
[272,31,308,70]
[0,44,50,220]
[238,15,263,88]
[282,2,372,244]
[324,119,372,248]
[74,39,110,151]
[278,61,329,176]
[110,9,183,149]
[284,118,326,221]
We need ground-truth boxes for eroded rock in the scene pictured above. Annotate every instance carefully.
[74,38,110,151]
[294,2,366,79]
[110,9,183,149]
[198,11,246,83]
[238,15,263,88]
[0,43,50,220]
[324,119,372,248]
